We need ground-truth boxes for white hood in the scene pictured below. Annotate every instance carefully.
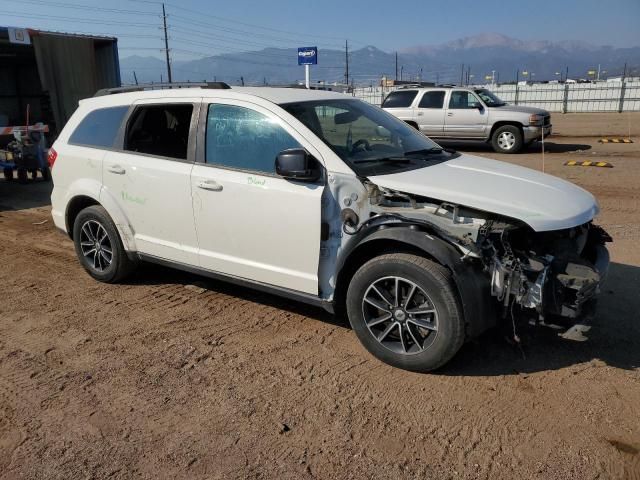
[368,154,599,232]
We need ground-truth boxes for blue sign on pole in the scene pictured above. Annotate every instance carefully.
[297,47,318,65]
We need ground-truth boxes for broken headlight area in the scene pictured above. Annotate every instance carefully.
[361,183,611,339]
[482,221,611,336]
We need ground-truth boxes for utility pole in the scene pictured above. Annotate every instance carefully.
[460,64,464,86]
[133,71,138,85]
[162,3,172,83]
[597,63,601,81]
[394,53,398,81]
[344,40,349,86]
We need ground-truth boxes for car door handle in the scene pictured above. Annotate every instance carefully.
[447,112,453,117]
[417,112,424,116]
[107,165,125,174]
[197,180,223,192]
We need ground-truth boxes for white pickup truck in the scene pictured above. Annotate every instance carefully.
[382,86,552,153]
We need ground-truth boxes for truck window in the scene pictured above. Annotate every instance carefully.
[448,91,481,109]
[382,90,418,108]
[124,104,193,160]
[68,106,128,148]
[418,91,446,109]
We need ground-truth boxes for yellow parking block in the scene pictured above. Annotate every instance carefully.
[564,160,613,168]
[598,138,633,143]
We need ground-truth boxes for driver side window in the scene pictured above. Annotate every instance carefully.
[205,104,300,174]
[448,91,481,109]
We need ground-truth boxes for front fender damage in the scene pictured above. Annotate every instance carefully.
[336,181,611,341]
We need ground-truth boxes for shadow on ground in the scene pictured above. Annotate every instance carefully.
[438,140,593,155]
[129,259,639,377]
[0,177,52,212]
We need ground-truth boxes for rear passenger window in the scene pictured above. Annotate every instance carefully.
[418,91,445,109]
[68,106,128,148]
[124,104,193,160]
[205,104,300,174]
[381,90,418,108]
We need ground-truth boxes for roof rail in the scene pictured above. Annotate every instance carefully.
[397,84,422,89]
[94,82,231,97]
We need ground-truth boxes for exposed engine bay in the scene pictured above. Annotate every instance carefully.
[340,182,612,340]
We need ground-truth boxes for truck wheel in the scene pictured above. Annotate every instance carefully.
[346,253,465,372]
[73,205,138,283]
[491,125,523,153]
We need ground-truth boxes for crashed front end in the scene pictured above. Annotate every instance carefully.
[481,219,611,339]
[365,184,611,340]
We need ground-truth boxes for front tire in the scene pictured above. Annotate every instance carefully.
[491,125,523,153]
[72,205,137,283]
[346,254,465,372]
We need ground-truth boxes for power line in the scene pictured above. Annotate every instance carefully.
[169,30,298,57]
[130,0,366,45]
[2,0,158,15]
[168,16,343,50]
[0,10,160,27]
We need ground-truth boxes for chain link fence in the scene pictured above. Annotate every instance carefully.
[352,81,640,112]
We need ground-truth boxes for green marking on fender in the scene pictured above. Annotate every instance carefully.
[121,191,146,205]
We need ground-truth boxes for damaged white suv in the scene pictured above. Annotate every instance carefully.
[50,84,610,372]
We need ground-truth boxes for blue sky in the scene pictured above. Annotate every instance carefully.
[1,0,639,60]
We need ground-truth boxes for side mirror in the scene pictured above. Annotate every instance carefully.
[275,149,322,182]
[474,103,484,110]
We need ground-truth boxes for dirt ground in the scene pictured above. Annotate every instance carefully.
[1,113,639,480]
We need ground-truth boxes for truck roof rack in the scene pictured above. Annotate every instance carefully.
[94,82,231,97]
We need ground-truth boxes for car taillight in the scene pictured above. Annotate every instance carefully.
[47,147,58,168]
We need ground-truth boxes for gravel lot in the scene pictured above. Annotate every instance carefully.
[1,113,639,479]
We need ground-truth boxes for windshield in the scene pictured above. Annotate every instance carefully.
[280,99,456,176]
[474,89,506,107]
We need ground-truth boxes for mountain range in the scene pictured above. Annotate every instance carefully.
[119,33,640,86]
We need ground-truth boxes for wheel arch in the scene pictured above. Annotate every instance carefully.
[489,120,523,140]
[65,194,100,237]
[65,188,137,252]
[404,120,419,130]
[334,226,495,337]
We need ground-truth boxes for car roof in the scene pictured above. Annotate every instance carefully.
[80,86,350,109]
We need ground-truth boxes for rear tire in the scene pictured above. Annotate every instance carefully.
[346,253,465,372]
[491,125,523,153]
[72,205,137,283]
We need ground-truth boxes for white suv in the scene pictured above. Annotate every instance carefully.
[50,83,610,372]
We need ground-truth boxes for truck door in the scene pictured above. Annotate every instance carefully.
[414,90,446,137]
[444,90,488,138]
